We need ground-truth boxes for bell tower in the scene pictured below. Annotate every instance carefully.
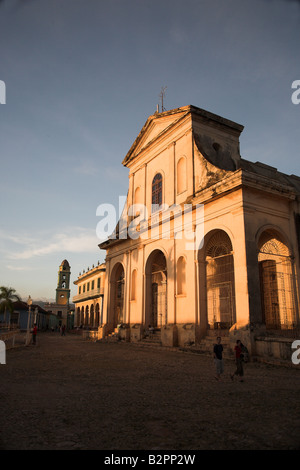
[56,259,71,306]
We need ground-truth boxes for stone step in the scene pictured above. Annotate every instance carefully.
[206,336,228,342]
[141,338,161,343]
[139,330,162,346]
[180,332,234,357]
[141,335,161,344]
[200,338,230,347]
[206,329,230,337]
[197,344,233,354]
[198,338,230,348]
[99,331,120,342]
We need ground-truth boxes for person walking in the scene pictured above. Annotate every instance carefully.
[231,339,244,382]
[32,323,37,345]
[213,336,224,381]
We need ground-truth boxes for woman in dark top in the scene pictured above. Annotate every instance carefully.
[231,339,244,382]
[213,336,224,381]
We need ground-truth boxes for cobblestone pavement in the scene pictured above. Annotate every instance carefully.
[1,332,300,450]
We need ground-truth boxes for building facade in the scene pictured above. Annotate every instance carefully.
[98,105,300,360]
[0,301,56,331]
[73,262,105,328]
[11,301,57,331]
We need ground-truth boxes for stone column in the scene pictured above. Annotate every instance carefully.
[198,258,208,338]
[98,258,110,338]
[232,209,251,328]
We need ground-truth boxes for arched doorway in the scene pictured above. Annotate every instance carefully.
[109,263,125,329]
[205,230,236,329]
[145,250,167,328]
[95,303,100,326]
[76,307,80,326]
[85,305,89,326]
[258,229,297,329]
[90,304,94,328]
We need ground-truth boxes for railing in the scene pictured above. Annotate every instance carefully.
[0,323,19,330]
[72,287,104,303]
[0,330,24,349]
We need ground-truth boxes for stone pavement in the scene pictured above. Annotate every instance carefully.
[0,332,300,450]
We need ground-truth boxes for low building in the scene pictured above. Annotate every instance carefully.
[9,301,56,331]
[73,262,105,328]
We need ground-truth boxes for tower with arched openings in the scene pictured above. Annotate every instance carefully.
[44,259,74,328]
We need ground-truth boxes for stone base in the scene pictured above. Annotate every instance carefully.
[98,324,110,340]
[130,324,145,342]
[177,324,202,348]
[118,325,131,342]
[255,335,295,363]
[161,324,178,347]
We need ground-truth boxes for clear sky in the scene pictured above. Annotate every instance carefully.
[0,0,299,302]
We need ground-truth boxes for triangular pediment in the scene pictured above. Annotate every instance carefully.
[122,107,190,166]
[140,113,185,149]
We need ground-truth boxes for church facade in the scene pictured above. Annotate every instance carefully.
[99,105,300,359]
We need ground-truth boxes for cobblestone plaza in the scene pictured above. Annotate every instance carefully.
[1,332,299,450]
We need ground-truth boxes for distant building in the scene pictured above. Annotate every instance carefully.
[44,259,74,328]
[0,300,55,330]
[10,301,56,330]
[72,262,105,328]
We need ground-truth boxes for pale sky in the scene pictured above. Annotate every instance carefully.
[0,0,299,301]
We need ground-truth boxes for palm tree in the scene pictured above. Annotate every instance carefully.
[0,286,21,327]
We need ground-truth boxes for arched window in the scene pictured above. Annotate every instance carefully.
[95,303,100,326]
[85,305,89,326]
[90,304,94,327]
[177,256,186,295]
[205,230,236,328]
[131,269,137,301]
[152,173,163,210]
[114,264,125,325]
[258,229,296,329]
[177,157,187,194]
[76,307,80,326]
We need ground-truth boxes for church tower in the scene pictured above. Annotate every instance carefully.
[56,259,71,306]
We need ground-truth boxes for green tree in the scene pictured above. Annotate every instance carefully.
[0,286,21,326]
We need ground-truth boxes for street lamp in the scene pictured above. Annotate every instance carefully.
[26,295,32,346]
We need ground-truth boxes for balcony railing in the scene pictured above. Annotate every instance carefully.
[72,287,104,303]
